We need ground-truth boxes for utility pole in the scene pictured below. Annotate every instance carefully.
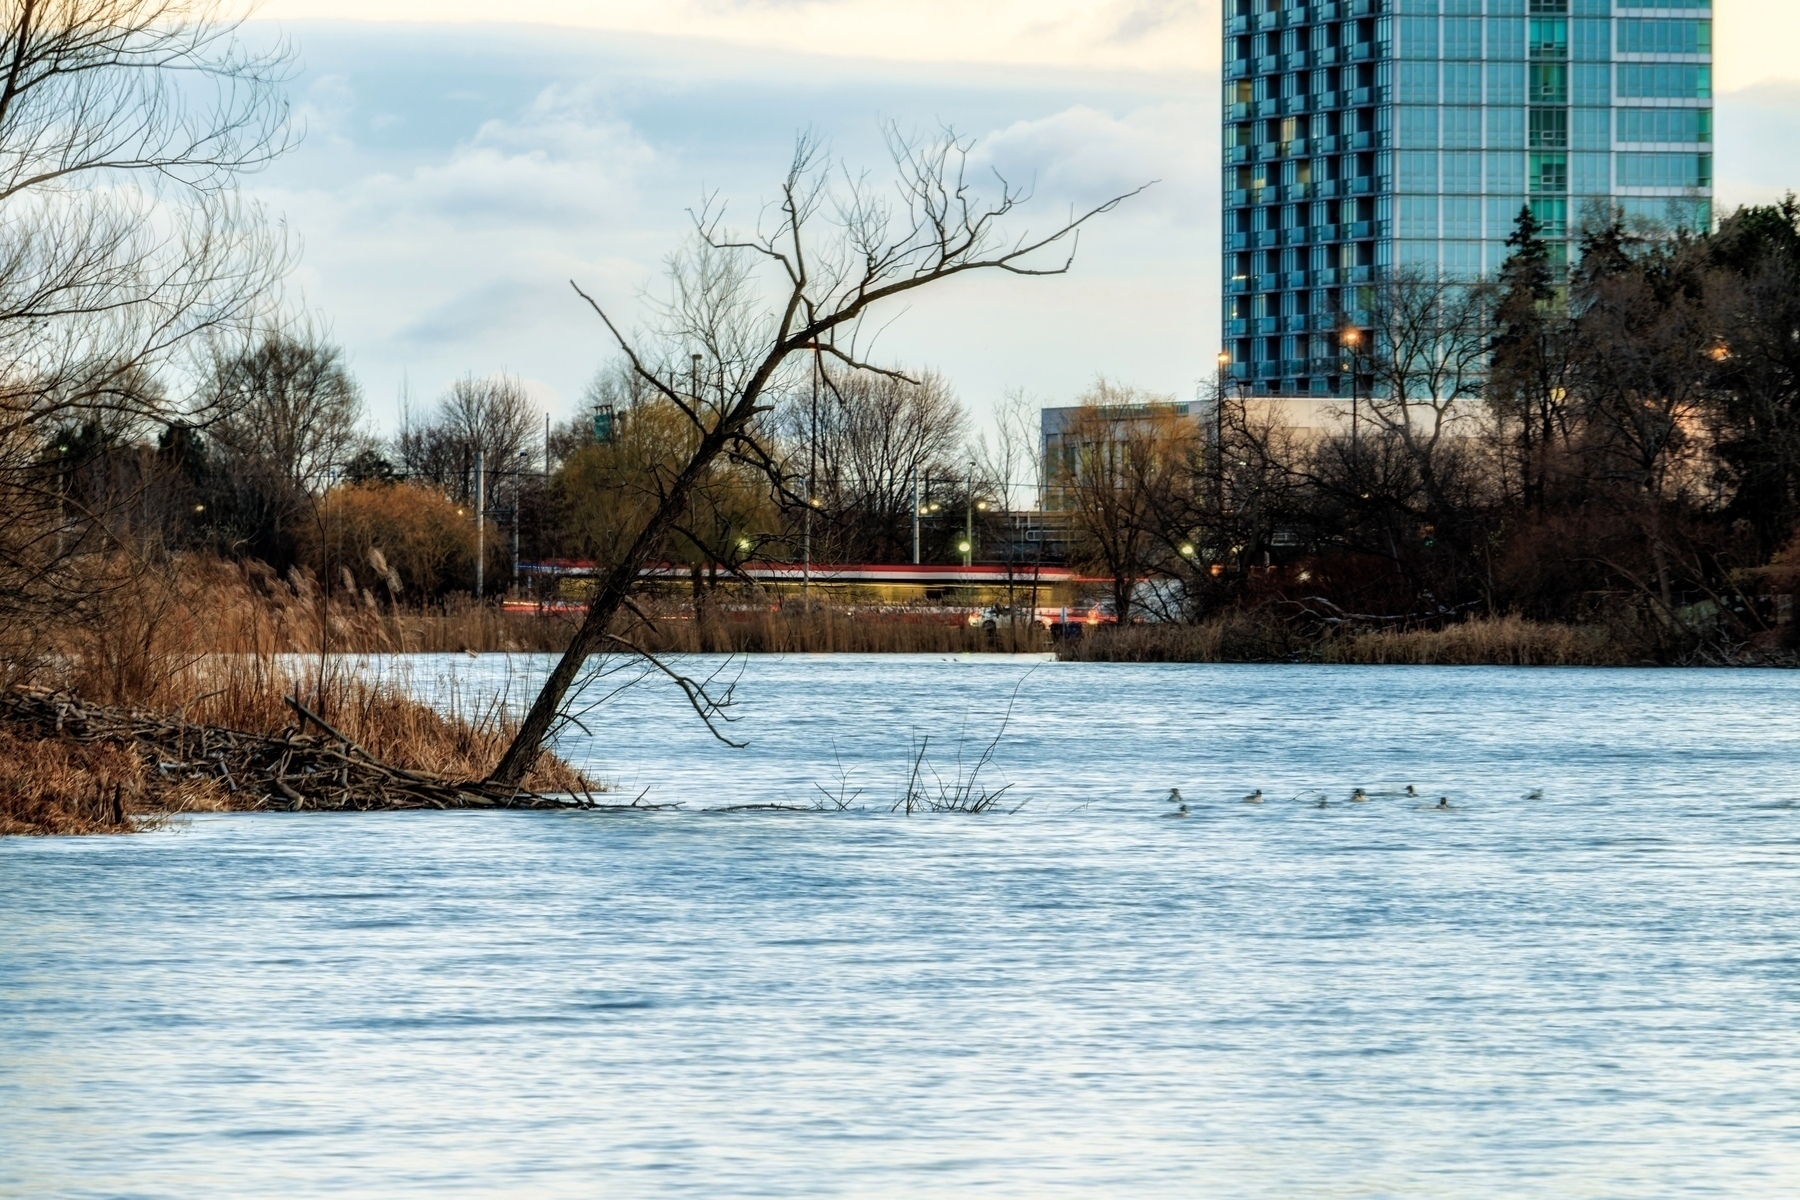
[803,346,818,599]
[475,448,484,601]
[963,461,974,568]
[514,449,525,593]
[912,474,921,565]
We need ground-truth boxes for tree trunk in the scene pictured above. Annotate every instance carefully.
[487,433,726,787]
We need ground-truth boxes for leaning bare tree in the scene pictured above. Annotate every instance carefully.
[487,129,1144,785]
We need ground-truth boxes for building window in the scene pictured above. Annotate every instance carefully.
[1617,64,1712,99]
[1529,108,1569,149]
[1616,19,1712,56]
[1529,152,1569,193]
[1616,152,1712,189]
[1529,18,1568,59]
[1617,108,1711,144]
[1529,62,1569,104]
[1530,196,1568,238]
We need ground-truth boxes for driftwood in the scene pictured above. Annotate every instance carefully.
[0,686,623,813]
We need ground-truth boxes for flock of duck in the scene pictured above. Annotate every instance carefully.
[1163,786,1545,816]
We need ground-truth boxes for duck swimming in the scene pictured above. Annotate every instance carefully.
[1166,803,1190,818]
[1168,788,1184,804]
[1242,789,1264,804]
[1405,785,1418,797]
[1351,788,1368,803]
[1436,796,1452,810]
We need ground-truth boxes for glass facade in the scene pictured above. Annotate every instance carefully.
[1221,0,1714,395]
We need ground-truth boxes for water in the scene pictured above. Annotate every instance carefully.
[5,655,1800,1197]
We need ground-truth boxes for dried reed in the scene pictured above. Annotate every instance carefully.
[1061,613,1641,667]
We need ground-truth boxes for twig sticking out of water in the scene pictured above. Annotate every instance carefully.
[893,668,1036,814]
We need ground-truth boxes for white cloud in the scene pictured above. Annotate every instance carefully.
[251,24,1222,432]
[258,0,1218,73]
[975,101,1213,220]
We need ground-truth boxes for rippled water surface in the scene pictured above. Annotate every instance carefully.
[6,655,1800,1197]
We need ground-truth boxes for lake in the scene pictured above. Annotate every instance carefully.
[4,655,1800,1196]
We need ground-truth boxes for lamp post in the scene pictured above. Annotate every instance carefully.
[1213,350,1231,527]
[1341,326,1362,457]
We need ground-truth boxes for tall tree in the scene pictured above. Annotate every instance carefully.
[487,129,1144,785]
[0,0,290,675]
[1488,206,1573,509]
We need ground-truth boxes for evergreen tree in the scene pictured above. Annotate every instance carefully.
[1489,206,1562,507]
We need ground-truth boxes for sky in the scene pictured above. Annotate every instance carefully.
[241,1,1800,436]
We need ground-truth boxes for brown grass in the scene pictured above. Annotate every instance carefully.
[1060,613,1642,666]
[629,608,1051,655]
[2,556,594,836]
[1316,615,1635,666]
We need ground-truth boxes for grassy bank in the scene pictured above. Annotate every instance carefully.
[1052,613,1779,667]
[0,561,594,837]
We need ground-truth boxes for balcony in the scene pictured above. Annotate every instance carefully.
[1283,271,1309,290]
[1227,276,1249,294]
[1226,58,1250,79]
[1224,145,1250,164]
[1253,318,1280,335]
[1225,188,1249,206]
[1227,102,1251,120]
[1256,55,1279,74]
[1255,230,1282,248]
[1226,231,1251,250]
[1254,273,1280,292]
[1314,46,1340,66]
[1282,317,1310,334]
[1227,15,1250,34]
[1226,319,1249,336]
[1284,226,1310,245]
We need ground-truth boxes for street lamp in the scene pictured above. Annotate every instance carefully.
[1341,326,1362,456]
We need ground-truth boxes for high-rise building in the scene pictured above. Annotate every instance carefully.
[1221,0,1714,396]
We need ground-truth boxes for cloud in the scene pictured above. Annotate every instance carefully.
[250,22,1222,430]
[259,0,1218,72]
[974,101,1213,220]
[334,84,658,231]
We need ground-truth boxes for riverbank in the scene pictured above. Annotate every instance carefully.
[0,660,597,837]
[1054,612,1798,667]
